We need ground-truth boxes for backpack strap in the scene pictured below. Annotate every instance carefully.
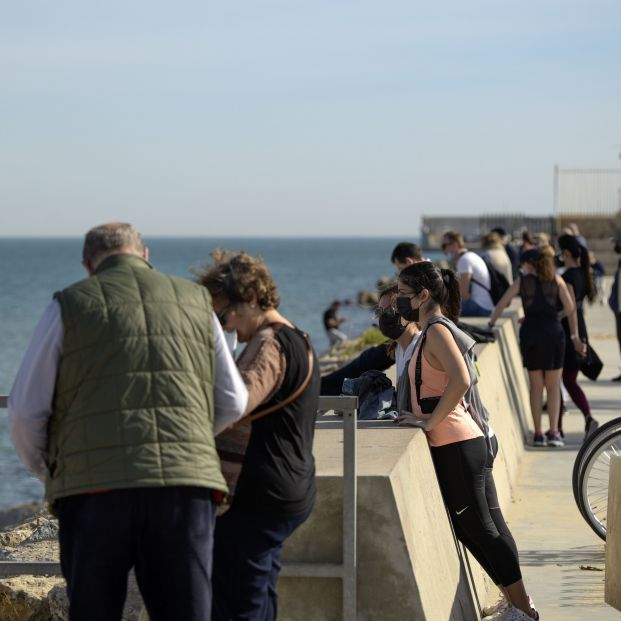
[464,251,493,294]
[413,329,429,407]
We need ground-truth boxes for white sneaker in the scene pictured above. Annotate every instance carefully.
[482,594,509,618]
[499,607,538,620]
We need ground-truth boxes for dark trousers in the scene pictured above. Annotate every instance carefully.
[211,507,310,621]
[57,486,216,621]
[430,436,521,587]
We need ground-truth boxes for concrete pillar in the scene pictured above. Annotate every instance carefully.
[605,456,621,611]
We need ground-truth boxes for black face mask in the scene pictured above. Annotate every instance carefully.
[396,296,420,322]
[378,310,405,340]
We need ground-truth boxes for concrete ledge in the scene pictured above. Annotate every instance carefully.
[279,428,479,621]
[606,456,621,611]
[279,308,530,620]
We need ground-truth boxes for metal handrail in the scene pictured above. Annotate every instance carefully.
[0,394,358,621]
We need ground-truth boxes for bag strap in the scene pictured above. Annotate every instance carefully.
[238,324,315,426]
[465,251,493,294]
[414,329,429,407]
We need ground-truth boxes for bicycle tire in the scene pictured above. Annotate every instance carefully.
[572,417,621,517]
[576,427,621,540]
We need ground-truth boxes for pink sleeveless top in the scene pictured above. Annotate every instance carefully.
[408,343,483,447]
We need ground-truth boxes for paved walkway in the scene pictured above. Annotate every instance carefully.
[501,298,621,620]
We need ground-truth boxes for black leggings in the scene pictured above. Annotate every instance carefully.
[430,436,521,586]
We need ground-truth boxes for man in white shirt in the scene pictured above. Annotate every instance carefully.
[9,222,248,621]
[442,230,494,317]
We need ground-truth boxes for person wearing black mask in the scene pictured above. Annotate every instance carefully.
[377,284,420,379]
[320,284,420,395]
[396,261,539,620]
[610,235,621,381]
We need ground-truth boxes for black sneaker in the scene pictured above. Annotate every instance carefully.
[585,417,599,440]
[613,374,621,382]
[547,431,565,447]
[545,428,564,441]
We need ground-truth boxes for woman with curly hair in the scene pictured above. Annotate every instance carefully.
[489,249,585,447]
[196,250,320,621]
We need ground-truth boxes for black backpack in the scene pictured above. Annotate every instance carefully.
[469,251,510,305]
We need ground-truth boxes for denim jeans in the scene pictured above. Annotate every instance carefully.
[461,298,492,317]
[212,507,311,621]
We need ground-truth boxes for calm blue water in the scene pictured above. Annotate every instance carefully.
[0,237,439,509]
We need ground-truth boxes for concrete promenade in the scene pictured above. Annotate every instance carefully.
[500,297,621,620]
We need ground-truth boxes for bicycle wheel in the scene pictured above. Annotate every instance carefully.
[572,417,621,517]
[576,427,621,540]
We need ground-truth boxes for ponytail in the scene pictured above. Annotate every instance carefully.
[579,245,596,303]
[400,262,462,323]
[440,268,461,323]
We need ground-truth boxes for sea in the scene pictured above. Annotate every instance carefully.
[0,237,441,510]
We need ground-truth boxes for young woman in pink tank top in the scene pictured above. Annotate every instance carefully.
[396,261,539,621]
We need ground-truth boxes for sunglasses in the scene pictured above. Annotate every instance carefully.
[216,304,233,327]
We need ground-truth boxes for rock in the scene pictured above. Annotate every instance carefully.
[0,576,62,621]
[376,276,395,291]
[37,577,143,621]
[0,505,46,532]
[0,528,33,549]
[357,290,379,307]
[0,516,60,564]
[47,585,67,621]
[1,514,57,550]
[21,522,59,545]
[0,507,142,620]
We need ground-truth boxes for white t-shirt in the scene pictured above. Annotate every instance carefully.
[457,251,494,311]
[396,333,420,379]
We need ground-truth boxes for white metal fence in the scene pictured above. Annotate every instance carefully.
[554,166,621,216]
[0,394,359,621]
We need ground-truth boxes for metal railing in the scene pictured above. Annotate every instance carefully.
[0,394,359,620]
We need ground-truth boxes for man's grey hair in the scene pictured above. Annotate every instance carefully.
[82,222,145,263]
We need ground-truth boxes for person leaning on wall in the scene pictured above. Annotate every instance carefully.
[396,261,540,620]
[196,250,321,621]
[8,223,248,621]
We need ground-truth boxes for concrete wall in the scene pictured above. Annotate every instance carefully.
[606,456,621,611]
[278,310,531,620]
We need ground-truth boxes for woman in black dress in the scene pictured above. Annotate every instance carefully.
[488,249,584,447]
[557,234,597,438]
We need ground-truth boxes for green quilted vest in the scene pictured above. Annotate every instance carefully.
[47,253,226,505]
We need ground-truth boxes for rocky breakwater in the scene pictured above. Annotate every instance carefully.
[0,504,143,621]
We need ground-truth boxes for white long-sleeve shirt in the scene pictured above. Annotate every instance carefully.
[8,300,248,481]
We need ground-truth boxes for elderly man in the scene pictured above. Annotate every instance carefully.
[9,223,248,621]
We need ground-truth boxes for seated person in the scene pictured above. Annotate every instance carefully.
[321,284,420,396]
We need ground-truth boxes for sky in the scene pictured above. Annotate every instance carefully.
[1,1,620,237]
